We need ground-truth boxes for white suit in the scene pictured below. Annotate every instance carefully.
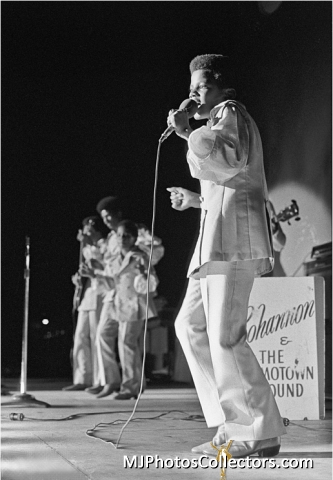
[73,243,104,386]
[96,247,158,395]
[175,100,286,441]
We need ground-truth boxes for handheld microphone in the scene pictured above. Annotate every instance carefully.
[160,98,198,142]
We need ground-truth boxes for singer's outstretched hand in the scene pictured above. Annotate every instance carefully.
[166,187,201,210]
[167,110,192,140]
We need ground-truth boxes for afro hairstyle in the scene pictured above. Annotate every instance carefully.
[189,54,236,98]
[96,196,121,215]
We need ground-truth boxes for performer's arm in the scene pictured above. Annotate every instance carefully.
[168,104,249,185]
[187,105,249,184]
[166,109,193,140]
[136,225,165,265]
[93,266,116,290]
[166,187,201,211]
[79,262,95,279]
[132,253,159,294]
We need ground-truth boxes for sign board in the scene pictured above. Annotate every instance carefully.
[248,277,325,420]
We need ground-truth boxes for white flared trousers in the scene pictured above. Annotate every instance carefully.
[96,302,145,395]
[175,261,286,441]
[73,310,99,386]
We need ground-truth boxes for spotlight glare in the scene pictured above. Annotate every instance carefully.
[42,319,49,325]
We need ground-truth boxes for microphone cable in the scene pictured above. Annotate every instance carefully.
[114,136,165,449]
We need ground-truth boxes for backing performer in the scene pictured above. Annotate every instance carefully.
[63,216,106,391]
[166,54,286,457]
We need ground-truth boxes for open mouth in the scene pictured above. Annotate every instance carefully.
[189,96,201,106]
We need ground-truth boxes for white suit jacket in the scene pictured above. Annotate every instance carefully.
[186,100,274,278]
[78,241,105,311]
[97,247,158,322]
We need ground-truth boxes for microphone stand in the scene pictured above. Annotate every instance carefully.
[2,237,50,408]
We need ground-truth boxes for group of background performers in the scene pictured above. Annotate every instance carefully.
[64,196,164,400]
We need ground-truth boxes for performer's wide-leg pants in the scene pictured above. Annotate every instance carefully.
[96,301,145,394]
[73,309,100,386]
[96,302,121,387]
[175,261,286,441]
[118,320,145,395]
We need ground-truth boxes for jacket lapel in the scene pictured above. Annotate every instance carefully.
[117,249,139,274]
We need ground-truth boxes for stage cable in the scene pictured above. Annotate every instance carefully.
[7,134,168,446]
[114,136,164,449]
[7,410,205,423]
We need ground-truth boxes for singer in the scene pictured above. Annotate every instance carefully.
[166,54,286,458]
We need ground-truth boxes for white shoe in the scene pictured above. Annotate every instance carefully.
[192,424,226,455]
[227,437,281,458]
[192,437,280,458]
[191,441,221,455]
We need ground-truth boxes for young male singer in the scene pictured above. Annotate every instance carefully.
[167,54,286,457]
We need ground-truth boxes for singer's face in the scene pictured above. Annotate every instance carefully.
[116,226,136,252]
[100,209,119,231]
[189,70,225,119]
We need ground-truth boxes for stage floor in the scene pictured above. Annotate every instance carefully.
[1,379,332,480]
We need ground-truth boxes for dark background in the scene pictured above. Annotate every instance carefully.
[2,1,331,378]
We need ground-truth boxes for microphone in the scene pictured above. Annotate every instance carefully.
[160,98,198,142]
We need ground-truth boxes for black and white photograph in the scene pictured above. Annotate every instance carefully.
[1,2,332,479]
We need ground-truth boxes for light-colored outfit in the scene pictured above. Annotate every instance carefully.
[94,230,119,387]
[175,100,286,441]
[96,246,158,395]
[73,242,104,386]
[95,228,164,390]
[136,228,165,267]
[99,230,119,263]
[101,228,165,265]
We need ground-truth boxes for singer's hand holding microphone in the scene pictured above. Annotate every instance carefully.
[167,108,191,140]
[161,98,198,142]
